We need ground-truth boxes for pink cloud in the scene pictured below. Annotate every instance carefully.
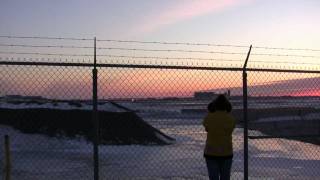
[137,0,251,33]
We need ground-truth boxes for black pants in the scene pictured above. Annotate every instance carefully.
[205,156,232,180]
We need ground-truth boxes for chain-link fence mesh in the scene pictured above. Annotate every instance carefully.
[0,64,245,179]
[98,68,244,179]
[0,65,94,180]
[248,71,320,179]
[1,36,320,180]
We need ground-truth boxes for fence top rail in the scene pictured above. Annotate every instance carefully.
[1,61,320,73]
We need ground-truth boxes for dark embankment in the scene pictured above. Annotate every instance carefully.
[242,108,320,145]
[0,108,174,145]
[250,119,320,145]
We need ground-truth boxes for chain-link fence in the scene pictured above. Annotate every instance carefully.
[97,67,244,179]
[247,71,320,179]
[0,36,319,179]
[0,65,93,180]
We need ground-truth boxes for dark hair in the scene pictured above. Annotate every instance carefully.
[207,94,232,113]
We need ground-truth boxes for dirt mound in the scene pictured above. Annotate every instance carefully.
[0,108,174,145]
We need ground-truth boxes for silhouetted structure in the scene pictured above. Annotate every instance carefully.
[194,91,216,99]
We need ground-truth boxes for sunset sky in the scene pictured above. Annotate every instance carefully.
[1,0,320,98]
[1,0,319,47]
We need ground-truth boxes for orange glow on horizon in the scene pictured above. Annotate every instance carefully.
[99,69,242,98]
[290,89,320,97]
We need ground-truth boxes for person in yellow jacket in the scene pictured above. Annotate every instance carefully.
[203,94,235,180]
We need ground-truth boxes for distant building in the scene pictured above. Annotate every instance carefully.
[194,92,216,99]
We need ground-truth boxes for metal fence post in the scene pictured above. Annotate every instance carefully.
[243,45,252,180]
[92,37,99,180]
[4,135,11,180]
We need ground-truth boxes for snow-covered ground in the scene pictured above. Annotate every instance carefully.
[1,125,319,180]
[0,99,320,179]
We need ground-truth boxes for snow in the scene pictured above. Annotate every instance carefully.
[1,99,320,179]
[1,125,319,180]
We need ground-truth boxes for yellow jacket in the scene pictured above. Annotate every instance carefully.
[202,111,235,156]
